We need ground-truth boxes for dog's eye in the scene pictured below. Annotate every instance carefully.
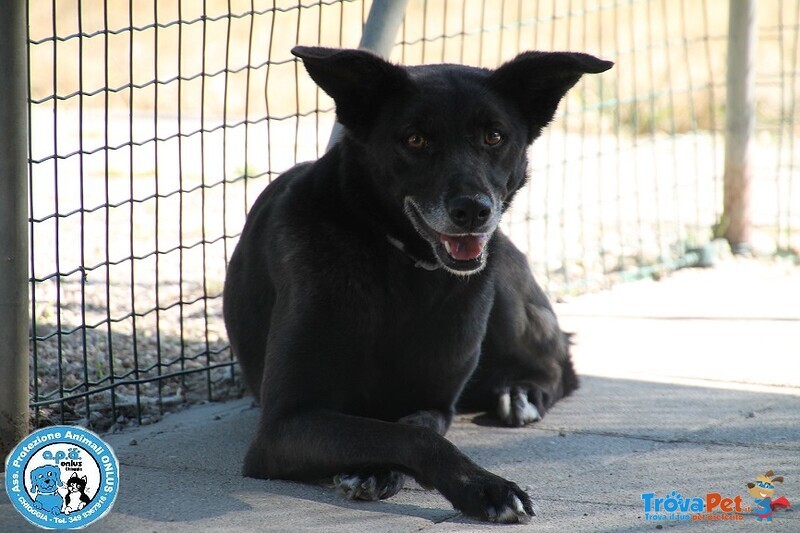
[484,129,504,146]
[406,133,427,149]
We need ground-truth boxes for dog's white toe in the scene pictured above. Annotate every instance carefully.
[494,494,531,524]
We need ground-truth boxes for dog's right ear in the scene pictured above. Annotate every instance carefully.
[292,46,411,137]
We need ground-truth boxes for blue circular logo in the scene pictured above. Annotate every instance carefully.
[4,426,119,530]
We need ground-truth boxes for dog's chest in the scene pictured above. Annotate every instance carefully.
[348,268,493,414]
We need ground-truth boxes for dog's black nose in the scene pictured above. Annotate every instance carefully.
[447,195,493,230]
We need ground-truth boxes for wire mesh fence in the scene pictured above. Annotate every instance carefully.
[26,0,799,430]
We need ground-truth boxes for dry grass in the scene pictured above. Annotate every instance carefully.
[28,1,800,132]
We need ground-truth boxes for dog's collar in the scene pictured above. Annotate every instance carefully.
[386,235,441,271]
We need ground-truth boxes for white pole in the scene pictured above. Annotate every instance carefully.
[326,0,410,150]
[723,0,758,254]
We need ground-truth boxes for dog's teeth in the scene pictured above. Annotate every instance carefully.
[443,240,452,255]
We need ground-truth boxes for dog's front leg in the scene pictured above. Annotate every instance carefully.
[245,410,533,523]
[334,409,455,499]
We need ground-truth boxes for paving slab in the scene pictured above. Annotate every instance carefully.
[558,259,800,390]
[3,260,799,532]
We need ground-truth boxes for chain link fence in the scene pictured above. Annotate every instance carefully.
[21,0,799,431]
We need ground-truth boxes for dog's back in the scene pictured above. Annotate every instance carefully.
[224,162,312,399]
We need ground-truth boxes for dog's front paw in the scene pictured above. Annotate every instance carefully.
[490,491,533,523]
[443,471,534,523]
[334,470,405,501]
[497,385,544,426]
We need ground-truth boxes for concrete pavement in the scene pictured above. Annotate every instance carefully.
[3,258,799,532]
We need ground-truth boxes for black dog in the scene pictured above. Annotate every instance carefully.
[224,46,611,523]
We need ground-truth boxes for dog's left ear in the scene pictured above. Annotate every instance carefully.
[490,51,613,142]
[292,46,412,137]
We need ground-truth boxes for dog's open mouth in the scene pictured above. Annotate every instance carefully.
[404,199,491,274]
[439,234,488,262]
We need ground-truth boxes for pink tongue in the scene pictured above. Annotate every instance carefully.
[440,234,488,261]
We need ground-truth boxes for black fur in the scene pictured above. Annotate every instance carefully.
[458,234,579,426]
[224,47,611,523]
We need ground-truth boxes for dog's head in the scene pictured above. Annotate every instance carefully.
[29,465,63,495]
[293,46,612,275]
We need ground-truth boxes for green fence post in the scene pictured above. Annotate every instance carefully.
[0,0,30,465]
